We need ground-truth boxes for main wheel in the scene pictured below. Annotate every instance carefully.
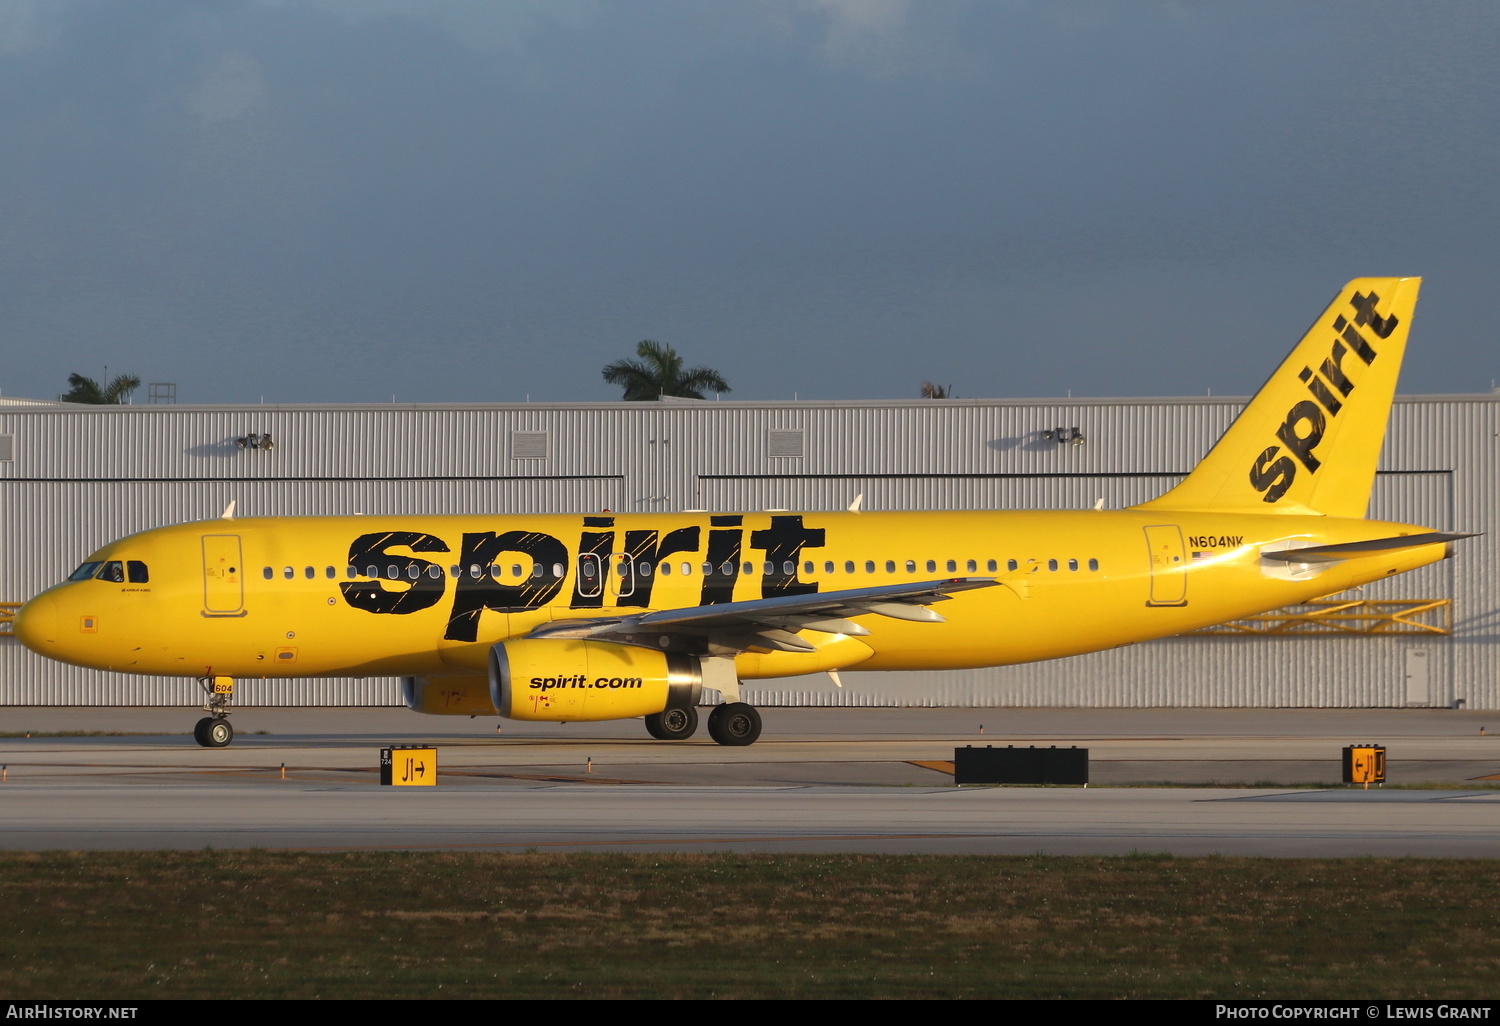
[707,703,762,747]
[645,706,699,741]
[203,717,234,748]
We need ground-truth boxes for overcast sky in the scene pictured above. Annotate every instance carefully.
[2,1,1497,404]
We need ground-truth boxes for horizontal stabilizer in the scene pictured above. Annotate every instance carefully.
[1261,532,1476,564]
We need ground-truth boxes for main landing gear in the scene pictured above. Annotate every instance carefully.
[707,703,761,747]
[194,674,236,748]
[644,706,698,740]
[642,702,763,746]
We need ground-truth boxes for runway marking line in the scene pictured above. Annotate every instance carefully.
[273,832,987,853]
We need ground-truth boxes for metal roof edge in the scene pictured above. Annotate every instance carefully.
[0,393,1495,414]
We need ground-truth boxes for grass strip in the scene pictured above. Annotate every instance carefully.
[0,851,1495,999]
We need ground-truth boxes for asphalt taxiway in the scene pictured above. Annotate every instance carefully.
[0,707,1496,856]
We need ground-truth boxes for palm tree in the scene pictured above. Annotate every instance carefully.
[60,372,141,404]
[602,340,730,401]
[920,381,955,399]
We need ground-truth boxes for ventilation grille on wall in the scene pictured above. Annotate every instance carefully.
[0,434,13,462]
[510,431,549,459]
[766,429,805,458]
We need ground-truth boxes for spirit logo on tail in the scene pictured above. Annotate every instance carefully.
[1252,288,1399,503]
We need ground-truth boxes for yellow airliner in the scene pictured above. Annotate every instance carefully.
[15,278,1470,748]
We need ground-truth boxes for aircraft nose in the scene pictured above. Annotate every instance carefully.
[13,594,61,655]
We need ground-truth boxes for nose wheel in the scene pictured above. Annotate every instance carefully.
[193,674,237,748]
[193,716,234,748]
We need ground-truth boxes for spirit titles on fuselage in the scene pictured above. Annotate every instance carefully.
[338,514,827,642]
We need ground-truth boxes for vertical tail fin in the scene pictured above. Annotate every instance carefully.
[1133,277,1421,517]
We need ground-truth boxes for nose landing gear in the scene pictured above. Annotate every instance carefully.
[193,675,236,748]
[193,716,234,748]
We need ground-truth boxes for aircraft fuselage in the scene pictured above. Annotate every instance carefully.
[16,508,1449,682]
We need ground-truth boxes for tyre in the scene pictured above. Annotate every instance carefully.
[707,703,761,747]
[645,706,699,741]
[204,718,234,748]
[193,717,214,748]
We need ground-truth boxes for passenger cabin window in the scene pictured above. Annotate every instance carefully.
[305,567,316,580]
[1007,559,1018,571]
[1048,559,1058,571]
[926,559,936,573]
[1068,558,1078,571]
[284,566,295,580]
[824,561,835,574]
[946,559,957,573]
[905,560,916,573]
[885,560,895,573]
[864,560,875,573]
[986,559,998,572]
[68,562,104,582]
[1088,558,1099,571]
[325,566,336,579]
[845,561,855,574]
[263,567,273,580]
[966,559,977,573]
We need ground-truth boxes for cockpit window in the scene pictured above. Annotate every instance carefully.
[67,561,104,582]
[97,561,125,583]
[127,560,149,583]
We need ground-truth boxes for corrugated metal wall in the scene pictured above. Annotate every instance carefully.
[1,395,1494,708]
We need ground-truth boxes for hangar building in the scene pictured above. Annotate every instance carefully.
[1,392,1495,709]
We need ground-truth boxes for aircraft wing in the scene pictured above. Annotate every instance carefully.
[526,577,998,654]
[1261,532,1477,564]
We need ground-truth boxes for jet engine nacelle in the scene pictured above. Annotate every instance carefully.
[489,638,702,722]
[401,675,496,716]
